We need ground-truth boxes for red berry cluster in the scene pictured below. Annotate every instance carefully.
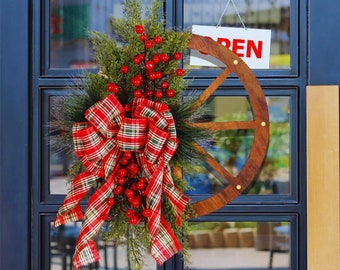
[103,151,152,225]
[106,24,185,103]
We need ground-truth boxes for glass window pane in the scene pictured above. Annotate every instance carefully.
[184,95,290,196]
[188,221,291,269]
[50,222,156,270]
[183,0,291,69]
[48,95,74,195]
[49,0,152,68]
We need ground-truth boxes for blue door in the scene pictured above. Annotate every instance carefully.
[1,0,339,270]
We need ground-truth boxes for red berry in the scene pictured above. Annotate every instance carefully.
[176,68,185,76]
[133,89,142,98]
[145,89,154,97]
[135,25,144,34]
[129,216,139,225]
[160,53,169,62]
[133,56,142,65]
[125,189,134,198]
[106,83,119,93]
[124,103,132,112]
[139,178,147,185]
[153,36,162,44]
[155,71,163,79]
[152,54,160,63]
[127,163,138,171]
[145,60,154,71]
[107,198,115,206]
[114,185,123,195]
[161,81,169,89]
[142,209,152,218]
[131,182,138,190]
[136,73,143,80]
[120,65,129,74]
[130,167,139,176]
[125,209,135,218]
[166,89,175,98]
[139,33,147,41]
[117,177,125,185]
[148,72,157,80]
[130,77,142,87]
[136,181,146,190]
[123,151,133,160]
[131,198,141,208]
[120,157,129,165]
[173,52,182,60]
[118,168,128,178]
[155,91,163,98]
[144,40,153,49]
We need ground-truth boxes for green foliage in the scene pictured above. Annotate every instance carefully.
[103,210,151,270]
[171,99,212,170]
[126,225,151,270]
[113,0,163,45]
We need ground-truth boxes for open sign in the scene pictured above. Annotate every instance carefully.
[190,25,272,69]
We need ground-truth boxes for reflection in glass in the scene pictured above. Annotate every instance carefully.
[49,0,153,68]
[49,95,74,195]
[187,221,290,269]
[50,222,156,270]
[183,0,291,69]
[184,96,290,195]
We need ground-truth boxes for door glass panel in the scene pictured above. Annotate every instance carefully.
[50,222,156,270]
[48,95,74,195]
[49,0,152,68]
[187,221,291,269]
[184,95,290,196]
[183,0,291,69]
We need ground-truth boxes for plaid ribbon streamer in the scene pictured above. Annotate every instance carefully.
[54,94,189,269]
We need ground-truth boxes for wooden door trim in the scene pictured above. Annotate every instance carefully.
[307,85,340,270]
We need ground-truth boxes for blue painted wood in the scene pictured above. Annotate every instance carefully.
[309,0,340,84]
[0,0,29,269]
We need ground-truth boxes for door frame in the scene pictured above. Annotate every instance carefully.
[1,0,340,269]
[0,0,30,269]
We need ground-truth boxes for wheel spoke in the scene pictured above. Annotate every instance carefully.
[190,120,256,130]
[193,143,237,184]
[190,68,232,111]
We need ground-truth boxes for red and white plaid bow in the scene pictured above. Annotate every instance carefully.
[54,94,189,269]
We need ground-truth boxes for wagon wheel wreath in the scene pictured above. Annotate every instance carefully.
[52,1,269,269]
[187,34,269,216]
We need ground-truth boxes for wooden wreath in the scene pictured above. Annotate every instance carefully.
[185,34,270,216]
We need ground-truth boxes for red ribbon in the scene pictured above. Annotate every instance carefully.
[54,94,189,269]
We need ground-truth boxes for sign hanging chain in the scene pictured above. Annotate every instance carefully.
[217,0,247,29]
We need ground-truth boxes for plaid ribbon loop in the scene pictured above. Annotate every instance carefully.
[133,98,189,265]
[54,94,189,269]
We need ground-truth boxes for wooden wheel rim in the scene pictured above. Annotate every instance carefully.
[187,34,270,216]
